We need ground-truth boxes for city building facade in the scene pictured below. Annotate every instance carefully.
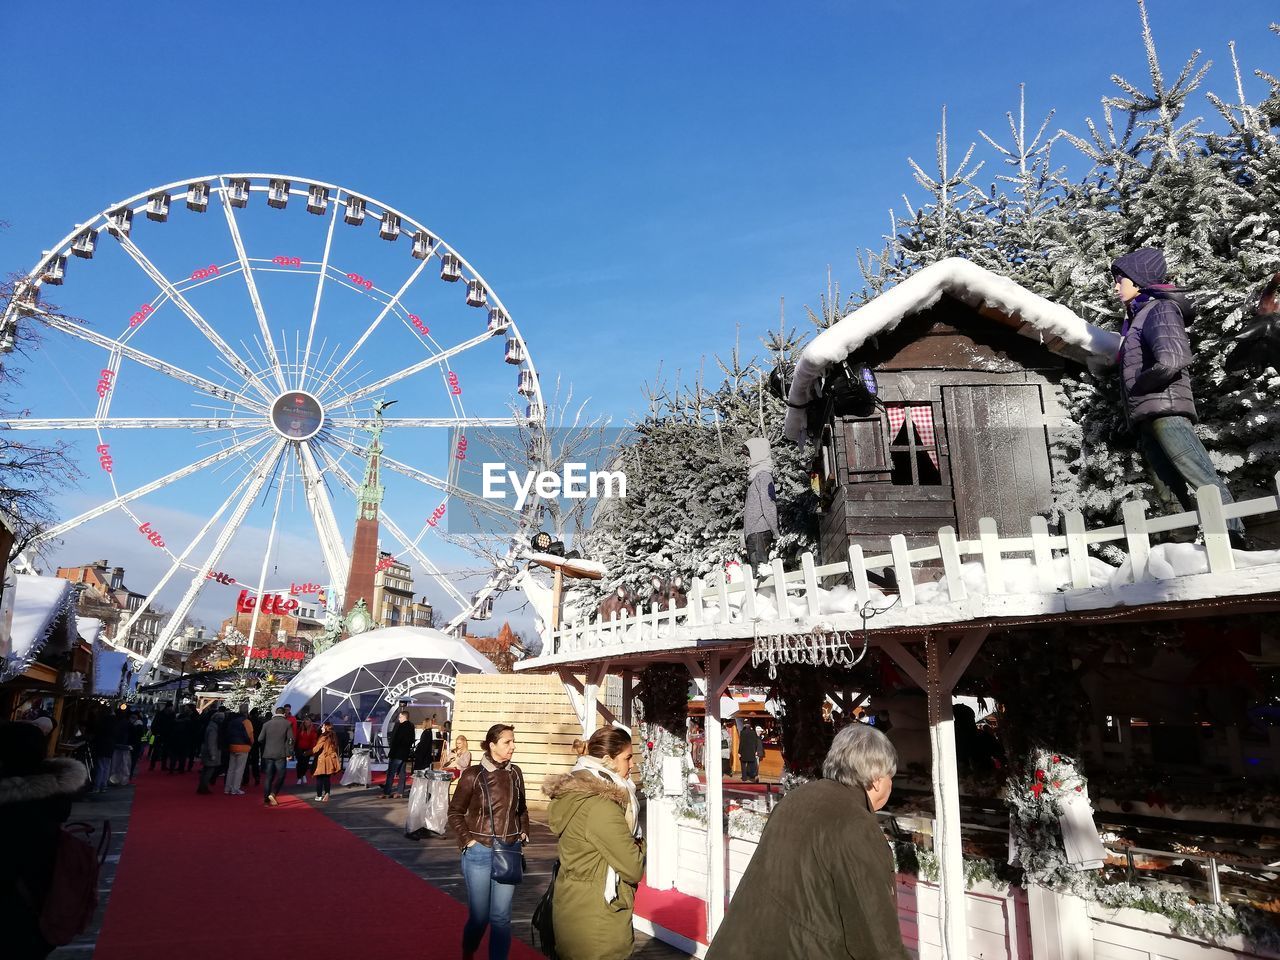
[55,560,164,654]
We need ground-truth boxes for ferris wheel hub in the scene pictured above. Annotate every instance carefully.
[270,390,325,441]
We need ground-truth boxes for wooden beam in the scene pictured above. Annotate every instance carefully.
[878,636,928,689]
[711,647,753,701]
[825,686,848,713]
[704,654,727,938]
[940,629,988,692]
[682,654,705,682]
[558,668,619,733]
[926,635,968,959]
[558,668,587,732]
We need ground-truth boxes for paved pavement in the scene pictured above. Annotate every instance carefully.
[48,769,688,959]
[49,780,135,958]
[309,778,688,959]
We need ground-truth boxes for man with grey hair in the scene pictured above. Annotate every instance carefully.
[706,723,908,959]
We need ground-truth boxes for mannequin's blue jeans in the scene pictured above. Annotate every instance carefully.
[460,842,514,959]
[1136,415,1243,534]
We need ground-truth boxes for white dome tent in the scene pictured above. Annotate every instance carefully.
[275,626,495,738]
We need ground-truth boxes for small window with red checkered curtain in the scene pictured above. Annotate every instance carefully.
[886,404,942,486]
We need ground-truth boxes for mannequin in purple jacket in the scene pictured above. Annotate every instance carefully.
[1111,248,1247,547]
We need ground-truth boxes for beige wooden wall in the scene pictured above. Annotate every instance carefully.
[452,673,602,810]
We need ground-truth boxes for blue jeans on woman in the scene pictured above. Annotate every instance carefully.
[383,757,408,797]
[1136,415,1244,534]
[460,842,514,959]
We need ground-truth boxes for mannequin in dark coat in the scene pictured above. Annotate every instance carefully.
[1111,248,1246,545]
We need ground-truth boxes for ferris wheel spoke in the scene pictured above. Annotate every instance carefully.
[377,510,471,611]
[240,452,290,667]
[218,180,288,392]
[324,435,513,521]
[1,417,263,430]
[314,447,470,611]
[325,416,523,430]
[308,256,432,399]
[112,231,276,402]
[32,308,267,412]
[33,431,273,544]
[140,438,288,676]
[115,470,249,645]
[300,196,342,390]
[296,441,351,591]
[323,329,493,409]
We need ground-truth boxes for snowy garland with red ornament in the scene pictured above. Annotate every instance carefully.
[1005,749,1094,892]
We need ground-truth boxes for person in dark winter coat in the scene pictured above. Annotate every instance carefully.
[0,721,91,960]
[258,707,293,806]
[383,709,416,798]
[197,708,225,794]
[1111,248,1248,546]
[149,704,175,771]
[179,705,201,772]
[414,717,440,771]
[246,707,264,786]
[223,705,254,796]
[738,722,764,783]
[706,723,909,960]
[89,707,115,793]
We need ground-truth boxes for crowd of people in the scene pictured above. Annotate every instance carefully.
[5,690,919,960]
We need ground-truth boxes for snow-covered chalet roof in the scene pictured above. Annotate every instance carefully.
[2,574,78,682]
[783,257,1122,442]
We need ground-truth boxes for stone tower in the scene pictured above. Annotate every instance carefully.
[342,403,390,628]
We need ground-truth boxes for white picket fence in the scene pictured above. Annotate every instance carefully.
[549,473,1280,656]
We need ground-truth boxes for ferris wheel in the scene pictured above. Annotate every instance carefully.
[1,173,547,672]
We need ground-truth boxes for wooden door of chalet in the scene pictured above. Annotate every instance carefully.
[941,384,1052,539]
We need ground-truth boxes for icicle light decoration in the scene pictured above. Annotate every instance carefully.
[750,598,898,676]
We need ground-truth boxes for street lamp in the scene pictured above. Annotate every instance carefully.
[526,538,602,631]
[173,654,188,711]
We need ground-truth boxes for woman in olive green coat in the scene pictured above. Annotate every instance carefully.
[544,727,644,960]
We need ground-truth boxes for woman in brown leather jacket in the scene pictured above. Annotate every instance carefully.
[447,723,530,960]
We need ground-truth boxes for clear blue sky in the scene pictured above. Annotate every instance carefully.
[2,0,1276,631]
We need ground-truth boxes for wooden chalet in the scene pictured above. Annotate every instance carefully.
[783,257,1119,566]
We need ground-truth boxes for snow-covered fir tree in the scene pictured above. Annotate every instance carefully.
[852,1,1280,524]
[583,329,817,597]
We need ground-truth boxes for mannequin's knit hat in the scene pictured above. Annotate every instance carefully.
[1111,247,1168,288]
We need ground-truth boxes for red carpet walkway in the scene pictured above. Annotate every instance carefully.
[95,768,543,959]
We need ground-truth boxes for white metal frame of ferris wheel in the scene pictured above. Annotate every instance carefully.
[1,173,548,677]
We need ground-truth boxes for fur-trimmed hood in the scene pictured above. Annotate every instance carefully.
[0,758,88,806]
[544,769,632,840]
[542,769,629,807]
